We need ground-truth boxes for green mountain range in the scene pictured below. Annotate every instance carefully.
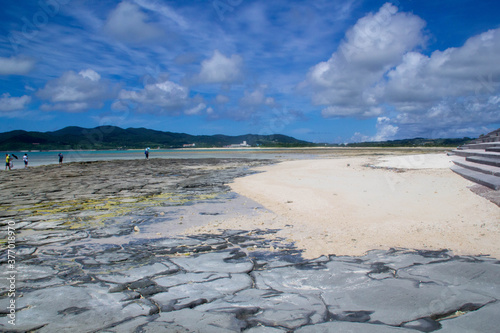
[345,137,473,148]
[0,126,475,150]
[0,126,312,150]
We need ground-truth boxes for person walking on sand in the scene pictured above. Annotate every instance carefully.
[145,147,150,159]
[10,154,18,169]
[58,152,64,165]
[23,153,28,168]
[5,154,11,170]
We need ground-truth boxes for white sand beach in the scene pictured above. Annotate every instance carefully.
[191,153,500,259]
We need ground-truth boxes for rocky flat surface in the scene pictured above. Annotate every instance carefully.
[0,158,499,332]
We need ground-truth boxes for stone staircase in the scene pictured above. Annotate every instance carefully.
[450,129,500,190]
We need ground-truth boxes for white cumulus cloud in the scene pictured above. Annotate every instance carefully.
[118,79,190,113]
[197,50,243,84]
[37,69,112,112]
[384,28,500,106]
[305,2,500,139]
[372,116,399,141]
[380,28,500,138]
[79,69,101,82]
[0,93,31,112]
[104,1,164,44]
[305,3,426,117]
[184,103,207,115]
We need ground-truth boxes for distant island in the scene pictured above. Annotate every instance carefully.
[0,126,473,150]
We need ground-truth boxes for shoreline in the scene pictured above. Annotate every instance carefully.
[2,146,451,168]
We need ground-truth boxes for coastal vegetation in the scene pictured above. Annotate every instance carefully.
[0,126,311,150]
[343,137,472,148]
[0,125,472,150]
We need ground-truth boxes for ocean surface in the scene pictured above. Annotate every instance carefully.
[1,148,320,168]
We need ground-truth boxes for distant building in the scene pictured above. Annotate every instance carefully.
[226,141,251,148]
[183,143,196,147]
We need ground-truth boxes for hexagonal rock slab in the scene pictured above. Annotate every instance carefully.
[398,259,500,299]
[0,285,157,332]
[170,250,254,273]
[151,273,252,311]
[321,278,495,326]
[197,288,328,330]
[139,308,246,333]
[96,262,179,284]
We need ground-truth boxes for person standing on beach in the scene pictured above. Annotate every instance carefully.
[58,152,64,165]
[23,153,28,168]
[145,147,150,159]
[5,154,11,170]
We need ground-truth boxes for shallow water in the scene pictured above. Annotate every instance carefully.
[2,147,444,168]
[1,148,318,168]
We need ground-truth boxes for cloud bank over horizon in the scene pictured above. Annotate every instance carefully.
[0,0,499,142]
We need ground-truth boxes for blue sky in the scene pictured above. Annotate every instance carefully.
[0,0,499,143]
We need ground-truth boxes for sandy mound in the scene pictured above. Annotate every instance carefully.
[191,154,500,259]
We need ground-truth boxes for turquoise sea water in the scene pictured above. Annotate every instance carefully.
[1,149,318,168]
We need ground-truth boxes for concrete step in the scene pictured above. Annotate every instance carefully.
[450,165,500,190]
[486,147,500,153]
[466,156,500,168]
[470,137,500,144]
[451,149,500,159]
[453,158,500,176]
[458,143,500,150]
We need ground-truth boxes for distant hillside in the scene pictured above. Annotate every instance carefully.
[0,126,313,150]
[345,137,473,147]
